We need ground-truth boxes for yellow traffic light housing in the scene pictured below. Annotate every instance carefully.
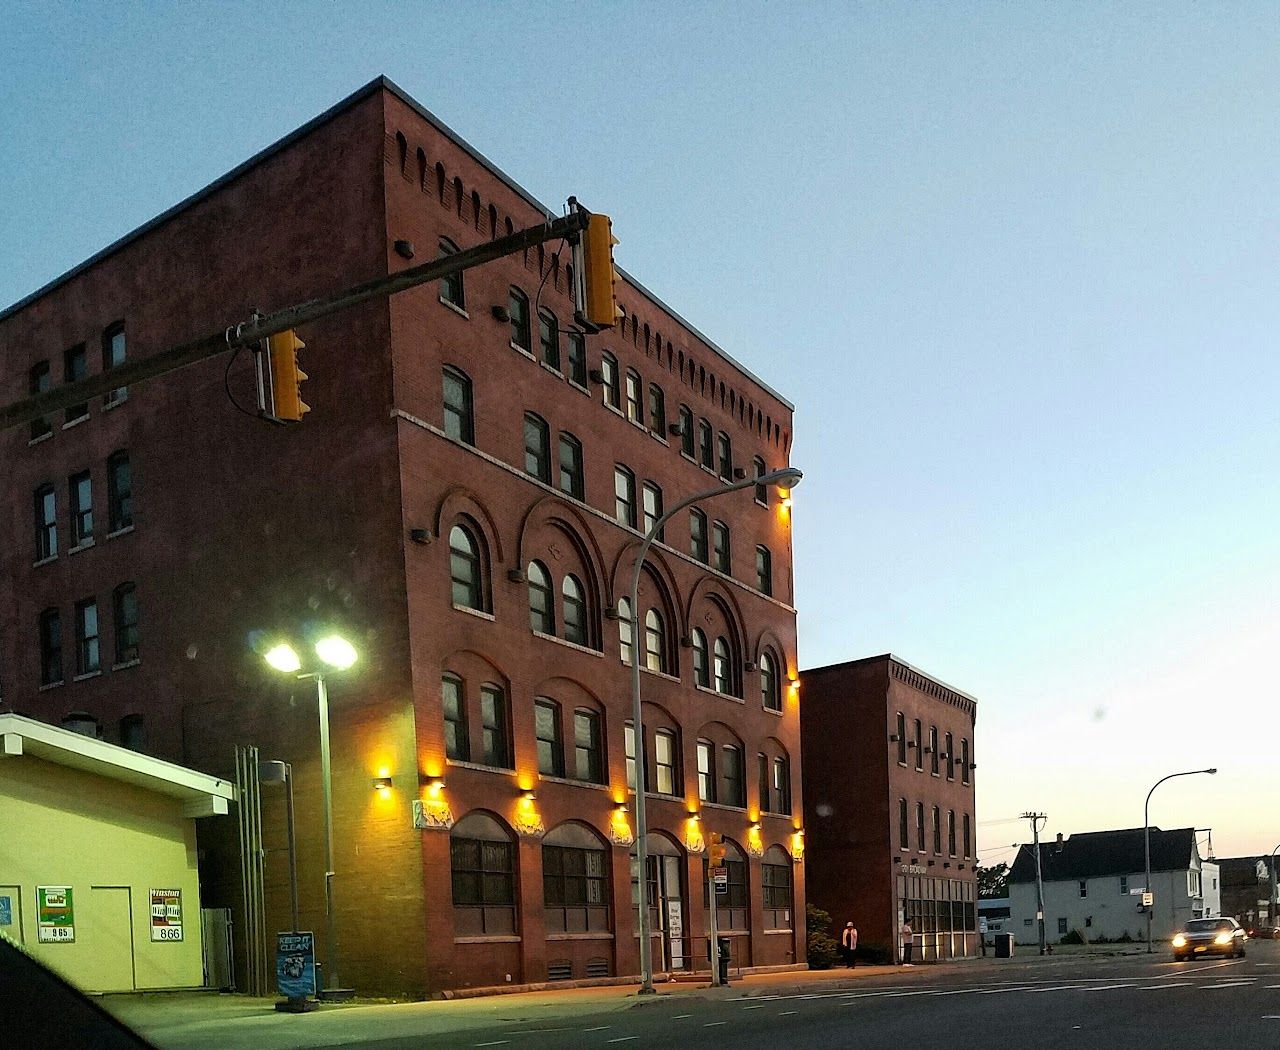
[576,212,620,331]
[708,832,727,868]
[267,329,309,422]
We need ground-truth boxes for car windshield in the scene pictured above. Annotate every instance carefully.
[1184,919,1232,933]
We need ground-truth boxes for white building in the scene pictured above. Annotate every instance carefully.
[1008,827,1219,945]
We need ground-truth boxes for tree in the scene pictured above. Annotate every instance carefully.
[805,903,839,970]
[977,861,1009,899]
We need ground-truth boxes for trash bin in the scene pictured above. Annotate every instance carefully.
[994,934,1014,958]
[717,936,732,985]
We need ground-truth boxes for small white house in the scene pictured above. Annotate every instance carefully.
[1008,827,1219,945]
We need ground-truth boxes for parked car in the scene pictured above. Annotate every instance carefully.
[1171,917,1247,960]
[1251,925,1280,940]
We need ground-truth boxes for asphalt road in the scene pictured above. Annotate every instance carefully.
[112,941,1280,1050]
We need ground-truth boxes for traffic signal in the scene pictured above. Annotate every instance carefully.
[708,832,726,867]
[577,212,620,331]
[267,329,309,422]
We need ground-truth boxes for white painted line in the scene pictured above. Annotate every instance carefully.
[1080,984,1134,992]
[1026,986,1087,993]
[743,1005,766,1010]
[704,1021,728,1027]
[779,1010,798,1015]
[474,1043,509,1048]
[584,1026,612,1032]
[1204,981,1254,989]
[1142,982,1193,989]
[672,1014,692,1019]
[606,1039,639,1044]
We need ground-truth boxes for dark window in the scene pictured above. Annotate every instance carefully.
[762,855,793,928]
[442,367,474,444]
[573,709,603,783]
[945,732,955,781]
[29,362,52,439]
[964,816,972,859]
[690,509,709,563]
[39,608,63,685]
[442,674,469,761]
[618,597,634,665]
[107,451,132,532]
[713,637,731,694]
[712,521,730,573]
[717,431,732,480]
[899,798,909,849]
[113,583,139,664]
[451,825,515,935]
[641,482,663,538]
[913,719,923,771]
[601,352,620,409]
[915,802,926,851]
[524,413,551,482]
[698,420,713,469]
[932,805,942,854]
[69,471,93,547]
[654,729,678,795]
[535,698,564,777]
[614,466,637,528]
[562,574,588,646]
[758,753,771,814]
[625,369,643,424]
[648,384,666,436]
[528,560,555,634]
[75,599,100,676]
[480,684,510,768]
[64,344,88,422]
[696,739,715,803]
[119,714,144,751]
[509,288,531,350]
[439,239,465,308]
[644,608,667,673]
[567,331,587,388]
[760,652,781,712]
[449,522,485,611]
[962,738,971,784]
[539,309,561,370]
[543,841,609,933]
[34,485,57,560]
[721,744,745,807]
[753,456,768,505]
[692,629,710,688]
[948,810,957,856]
[929,726,939,775]
[102,323,127,405]
[756,545,772,595]
[678,405,694,457]
[896,712,907,765]
[558,433,584,500]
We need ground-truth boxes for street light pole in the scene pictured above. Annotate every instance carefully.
[1144,767,1217,953]
[628,466,802,995]
[1270,842,1280,930]
[310,672,341,997]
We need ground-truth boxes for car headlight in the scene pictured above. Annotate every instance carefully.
[1172,934,1187,948]
[1214,932,1233,945]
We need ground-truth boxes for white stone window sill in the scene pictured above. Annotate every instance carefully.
[532,630,603,658]
[62,413,90,430]
[107,525,135,540]
[454,935,520,944]
[72,670,102,683]
[546,932,614,941]
[28,431,53,447]
[447,759,515,775]
[33,555,57,568]
[38,681,65,692]
[537,775,610,792]
[510,342,535,359]
[453,604,495,622]
[538,361,564,378]
[103,393,129,410]
[68,540,95,555]
[439,298,469,319]
[113,659,142,671]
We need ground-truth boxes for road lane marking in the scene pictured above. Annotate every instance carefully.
[743,1005,766,1010]
[1204,981,1254,989]
[1142,982,1193,989]
[1080,984,1134,991]
[606,1038,639,1044]
[779,1010,797,1015]
[672,1014,691,1019]
[704,1021,728,1027]
[474,1043,509,1047]
[584,1026,612,1032]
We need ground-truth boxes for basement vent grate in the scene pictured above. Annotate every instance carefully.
[548,962,573,982]
[585,958,610,978]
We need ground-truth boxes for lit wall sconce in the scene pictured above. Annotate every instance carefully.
[522,789,538,802]
[687,810,701,822]
[789,828,805,862]
[609,801,634,846]
[372,776,393,796]
[422,775,446,796]
[514,788,545,838]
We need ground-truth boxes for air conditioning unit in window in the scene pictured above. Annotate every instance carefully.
[589,368,605,384]
[491,304,511,322]
[743,660,757,672]
[506,568,525,583]
[733,467,747,480]
[668,422,685,437]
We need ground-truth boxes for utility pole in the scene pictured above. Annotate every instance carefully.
[1021,812,1047,956]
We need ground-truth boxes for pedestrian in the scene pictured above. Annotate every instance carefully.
[901,920,914,966]
[841,922,858,968]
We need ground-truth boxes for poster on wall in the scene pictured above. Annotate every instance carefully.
[149,888,184,941]
[0,894,13,928]
[37,886,75,943]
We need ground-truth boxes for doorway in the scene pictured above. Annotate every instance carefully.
[79,886,136,992]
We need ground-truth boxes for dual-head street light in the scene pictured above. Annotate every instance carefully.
[265,635,358,675]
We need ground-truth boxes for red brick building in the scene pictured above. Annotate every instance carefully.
[800,655,977,962]
[0,77,802,996]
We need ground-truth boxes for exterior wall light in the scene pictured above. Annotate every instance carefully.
[372,777,393,794]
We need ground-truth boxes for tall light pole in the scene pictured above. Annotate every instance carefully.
[1270,842,1280,930]
[1021,812,1047,955]
[628,465,802,995]
[265,634,359,999]
[1144,767,1217,953]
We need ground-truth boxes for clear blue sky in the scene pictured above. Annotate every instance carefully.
[4,3,1279,859]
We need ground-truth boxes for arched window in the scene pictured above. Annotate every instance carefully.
[442,673,469,761]
[654,728,679,795]
[562,574,587,646]
[480,684,510,768]
[711,521,730,573]
[762,845,794,931]
[449,522,485,611]
[573,708,604,784]
[932,805,942,854]
[916,802,926,851]
[962,738,971,785]
[644,608,667,674]
[963,814,972,858]
[701,837,748,931]
[753,456,768,505]
[648,383,666,436]
[113,583,139,664]
[641,482,663,538]
[538,308,560,369]
[614,465,637,528]
[535,697,563,776]
[435,162,446,203]
[929,725,939,775]
[896,712,907,765]
[755,545,773,596]
[721,741,745,807]
[717,431,733,480]
[689,508,708,564]
[528,560,554,634]
[508,287,531,351]
[760,651,781,712]
[395,131,407,173]
[523,412,551,482]
[451,812,516,935]
[558,433,584,500]
[567,330,587,388]
[678,404,694,457]
[600,352,620,409]
[543,823,610,933]
[34,483,56,560]
[438,238,465,308]
[618,597,634,665]
[948,809,957,856]
[698,419,713,469]
[442,366,474,445]
[453,176,464,216]
[945,732,955,781]
[711,635,732,691]
[625,369,643,424]
[107,450,132,532]
[692,628,710,688]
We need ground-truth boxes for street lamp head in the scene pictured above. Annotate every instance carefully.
[264,643,302,674]
[1206,768,1218,775]
[765,467,803,491]
[315,635,358,671]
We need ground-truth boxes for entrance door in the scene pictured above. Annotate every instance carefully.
[660,855,686,971]
[635,835,687,973]
[79,887,135,992]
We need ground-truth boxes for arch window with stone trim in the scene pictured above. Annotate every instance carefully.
[713,637,732,694]
[538,308,561,370]
[439,237,465,309]
[690,508,709,564]
[760,651,782,712]
[528,560,555,634]
[601,351,621,409]
[534,697,564,777]
[508,287,531,351]
[948,809,957,856]
[963,813,972,858]
[961,738,971,785]
[711,520,730,574]
[932,805,942,854]
[648,383,666,436]
[442,366,474,445]
[617,596,635,665]
[755,545,773,596]
[753,456,768,505]
[701,837,749,932]
[562,574,588,646]
[692,628,710,688]
[641,481,663,539]
[449,520,488,612]
[450,812,517,936]
[625,369,644,425]
[567,330,587,388]
[524,412,551,483]
[944,732,954,781]
[558,432,584,500]
[761,845,794,930]
[698,419,714,470]
[717,431,733,480]
[614,465,637,528]
[644,608,669,674]
[929,725,939,776]
[915,801,926,851]
[442,673,470,761]
[677,404,695,457]
[896,712,907,765]
[543,823,611,933]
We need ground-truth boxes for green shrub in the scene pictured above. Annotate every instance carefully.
[1059,928,1085,945]
[806,904,839,970]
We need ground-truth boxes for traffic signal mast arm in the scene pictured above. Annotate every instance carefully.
[0,205,602,432]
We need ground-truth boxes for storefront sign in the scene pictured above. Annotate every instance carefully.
[150,888,184,941]
[37,886,74,943]
[276,932,316,1000]
[713,866,728,893]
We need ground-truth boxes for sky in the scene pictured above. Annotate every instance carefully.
[3,2,1278,860]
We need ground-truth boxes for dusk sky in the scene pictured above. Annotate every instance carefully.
[4,3,1278,861]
